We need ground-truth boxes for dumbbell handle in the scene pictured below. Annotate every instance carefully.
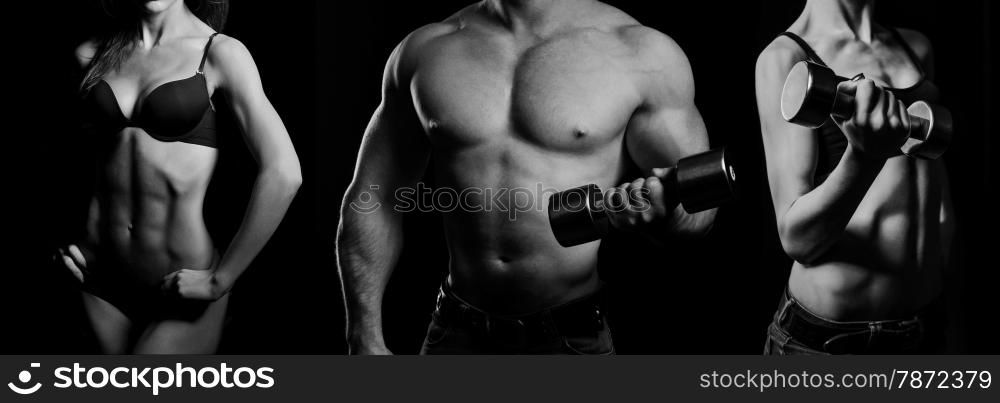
[827,80,933,141]
[548,148,735,247]
[584,169,677,213]
[588,148,734,214]
[782,61,950,159]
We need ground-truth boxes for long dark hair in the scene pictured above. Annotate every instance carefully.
[81,0,228,92]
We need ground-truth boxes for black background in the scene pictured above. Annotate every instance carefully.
[6,0,996,354]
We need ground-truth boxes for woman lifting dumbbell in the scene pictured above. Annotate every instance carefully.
[755,0,955,354]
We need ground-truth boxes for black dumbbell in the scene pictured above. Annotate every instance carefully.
[548,148,736,247]
[780,60,952,160]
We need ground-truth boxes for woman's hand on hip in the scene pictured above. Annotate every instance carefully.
[161,266,230,301]
[55,244,89,283]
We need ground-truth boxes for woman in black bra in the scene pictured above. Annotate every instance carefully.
[56,0,301,353]
[755,0,954,354]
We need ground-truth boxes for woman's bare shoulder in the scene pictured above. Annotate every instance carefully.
[75,39,100,69]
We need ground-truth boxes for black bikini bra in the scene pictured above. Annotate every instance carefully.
[779,29,940,184]
[85,33,220,148]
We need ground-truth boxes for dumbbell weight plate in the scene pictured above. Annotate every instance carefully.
[901,101,952,160]
[781,61,843,129]
[676,148,737,213]
[548,184,610,247]
[782,62,952,160]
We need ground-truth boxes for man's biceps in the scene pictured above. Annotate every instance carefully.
[675,102,708,131]
[642,107,704,147]
[356,151,425,188]
[370,102,423,139]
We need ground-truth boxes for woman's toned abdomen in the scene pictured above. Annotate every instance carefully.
[788,158,946,321]
[94,131,219,288]
[102,189,216,287]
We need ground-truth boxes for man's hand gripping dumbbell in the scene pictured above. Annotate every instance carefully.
[548,148,736,247]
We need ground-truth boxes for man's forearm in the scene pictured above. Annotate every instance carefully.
[669,206,716,238]
[340,252,390,346]
[640,206,716,244]
[337,208,402,349]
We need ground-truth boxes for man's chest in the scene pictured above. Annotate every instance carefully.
[411,33,643,152]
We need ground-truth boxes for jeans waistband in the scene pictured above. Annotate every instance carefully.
[434,283,606,338]
[775,288,926,354]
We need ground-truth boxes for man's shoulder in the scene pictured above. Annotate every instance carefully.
[568,2,672,57]
[575,1,639,30]
[398,4,488,53]
[570,2,676,55]
[614,25,686,66]
[397,22,461,57]
[384,19,463,85]
[596,23,696,103]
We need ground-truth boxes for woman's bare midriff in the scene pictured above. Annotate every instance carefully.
[86,128,218,289]
[789,156,947,321]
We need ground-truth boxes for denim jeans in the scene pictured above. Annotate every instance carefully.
[764,288,940,355]
[419,285,614,355]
